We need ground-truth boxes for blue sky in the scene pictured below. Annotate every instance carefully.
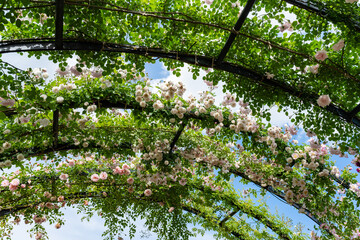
[2,53,359,239]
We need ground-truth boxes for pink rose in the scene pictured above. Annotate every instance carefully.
[278,22,292,32]
[59,173,69,181]
[179,178,187,186]
[314,50,328,61]
[309,64,319,74]
[113,166,123,175]
[91,69,103,78]
[0,99,16,107]
[332,39,345,51]
[1,180,9,187]
[317,95,331,107]
[99,172,108,180]
[127,177,134,184]
[204,0,213,5]
[128,187,134,193]
[168,207,175,213]
[90,174,100,182]
[9,184,18,191]
[123,169,130,175]
[67,159,75,166]
[10,179,20,186]
[58,196,64,202]
[122,164,130,170]
[70,66,81,76]
[20,116,30,123]
[56,67,69,76]
[35,232,43,240]
[144,189,152,196]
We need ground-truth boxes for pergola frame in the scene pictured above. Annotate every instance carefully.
[0,0,359,239]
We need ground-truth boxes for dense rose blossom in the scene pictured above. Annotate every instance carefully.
[1,180,9,187]
[332,39,345,51]
[91,69,103,78]
[56,67,69,76]
[314,50,328,61]
[309,64,319,74]
[179,178,187,186]
[91,174,100,182]
[56,96,64,103]
[113,166,123,175]
[67,159,75,166]
[17,154,25,161]
[0,99,15,107]
[10,179,20,186]
[35,232,43,240]
[278,22,292,32]
[33,68,42,76]
[52,87,60,93]
[38,118,50,127]
[122,164,130,170]
[87,105,97,112]
[99,172,108,180]
[331,166,341,178]
[3,129,10,135]
[70,66,81,76]
[317,95,331,107]
[3,142,11,149]
[42,72,49,79]
[144,189,152,196]
[3,160,12,167]
[59,173,69,181]
[9,184,18,191]
[291,153,300,160]
[265,72,274,79]
[127,177,134,184]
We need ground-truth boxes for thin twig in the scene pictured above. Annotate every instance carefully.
[64,1,233,33]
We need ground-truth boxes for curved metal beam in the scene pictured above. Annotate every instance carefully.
[284,0,360,33]
[0,190,261,240]
[0,39,359,130]
[216,0,257,63]
[229,169,324,226]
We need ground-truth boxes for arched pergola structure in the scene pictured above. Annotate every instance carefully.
[1,0,360,239]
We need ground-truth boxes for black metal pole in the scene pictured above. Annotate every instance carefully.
[216,0,257,63]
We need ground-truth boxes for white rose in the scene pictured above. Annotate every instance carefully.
[56,97,64,103]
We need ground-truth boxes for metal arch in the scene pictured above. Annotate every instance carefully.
[55,0,65,49]
[0,87,357,206]
[1,39,359,130]
[0,185,285,240]
[216,0,257,63]
[284,0,360,33]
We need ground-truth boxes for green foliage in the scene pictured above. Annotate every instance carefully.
[1,0,360,239]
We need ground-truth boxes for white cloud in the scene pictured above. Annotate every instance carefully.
[9,207,217,240]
